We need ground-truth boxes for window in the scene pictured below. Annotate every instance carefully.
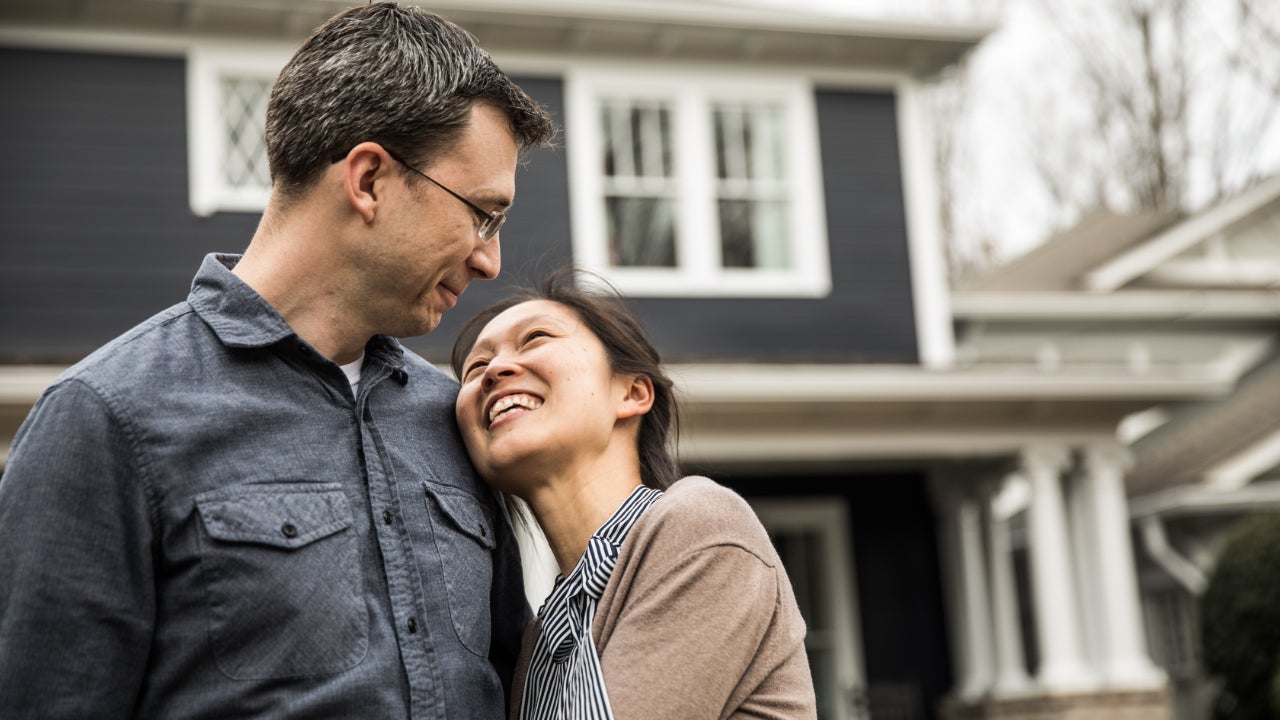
[567,69,831,297]
[752,499,868,720]
[187,45,291,216]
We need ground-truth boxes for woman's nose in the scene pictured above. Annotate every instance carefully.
[481,356,517,389]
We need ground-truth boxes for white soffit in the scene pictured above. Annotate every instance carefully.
[1085,175,1280,292]
[950,289,1280,321]
[668,363,1233,403]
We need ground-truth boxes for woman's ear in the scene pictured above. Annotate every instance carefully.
[341,141,392,223]
[616,374,655,420]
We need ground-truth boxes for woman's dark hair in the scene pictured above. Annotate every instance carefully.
[451,268,681,490]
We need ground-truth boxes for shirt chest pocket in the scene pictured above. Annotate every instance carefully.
[424,485,497,657]
[195,484,369,680]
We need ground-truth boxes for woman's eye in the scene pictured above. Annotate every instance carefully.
[463,360,488,379]
[524,330,550,343]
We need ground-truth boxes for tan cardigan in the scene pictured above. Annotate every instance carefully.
[510,476,817,719]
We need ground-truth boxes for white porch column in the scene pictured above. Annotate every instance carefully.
[985,475,1032,697]
[1022,445,1097,692]
[955,492,996,699]
[1081,443,1167,689]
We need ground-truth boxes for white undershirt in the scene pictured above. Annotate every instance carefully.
[339,354,365,394]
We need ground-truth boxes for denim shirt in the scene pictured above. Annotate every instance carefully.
[0,254,529,719]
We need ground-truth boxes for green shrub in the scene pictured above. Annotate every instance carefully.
[1200,512,1280,720]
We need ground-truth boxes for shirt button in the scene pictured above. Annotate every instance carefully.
[281,522,299,539]
[407,617,418,634]
[382,510,393,526]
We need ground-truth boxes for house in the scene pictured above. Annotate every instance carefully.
[6,1,1249,719]
[952,176,1280,720]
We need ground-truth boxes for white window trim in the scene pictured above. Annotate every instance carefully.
[751,498,868,720]
[187,43,292,217]
[566,66,831,297]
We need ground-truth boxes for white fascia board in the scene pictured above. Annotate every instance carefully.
[317,0,997,43]
[0,26,194,56]
[1203,429,1280,490]
[668,363,1233,403]
[1129,479,1280,520]
[681,426,1117,463]
[0,366,67,404]
[951,290,1280,321]
[1084,175,1280,292]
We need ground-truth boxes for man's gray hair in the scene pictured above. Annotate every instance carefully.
[265,2,555,203]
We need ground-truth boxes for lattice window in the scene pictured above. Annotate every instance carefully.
[187,45,290,216]
[219,76,272,191]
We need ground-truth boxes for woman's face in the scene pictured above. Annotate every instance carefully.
[454,300,636,491]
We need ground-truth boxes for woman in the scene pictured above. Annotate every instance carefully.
[451,271,816,720]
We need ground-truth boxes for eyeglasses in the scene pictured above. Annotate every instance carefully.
[384,148,506,243]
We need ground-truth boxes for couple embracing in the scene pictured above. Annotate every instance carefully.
[0,4,816,719]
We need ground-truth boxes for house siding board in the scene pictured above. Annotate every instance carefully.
[2,49,917,367]
[0,48,257,362]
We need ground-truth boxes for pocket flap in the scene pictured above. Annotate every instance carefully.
[428,486,497,550]
[197,484,353,549]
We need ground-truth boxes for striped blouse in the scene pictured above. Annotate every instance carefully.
[519,485,665,720]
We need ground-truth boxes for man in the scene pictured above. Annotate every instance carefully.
[0,3,554,718]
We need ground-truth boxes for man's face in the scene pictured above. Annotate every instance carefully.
[363,103,518,338]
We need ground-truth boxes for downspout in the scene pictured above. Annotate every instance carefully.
[1138,515,1208,595]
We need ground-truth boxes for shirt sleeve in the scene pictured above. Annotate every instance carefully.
[0,379,156,718]
[597,541,779,720]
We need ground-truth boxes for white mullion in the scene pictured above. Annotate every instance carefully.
[678,86,717,279]
[565,77,608,273]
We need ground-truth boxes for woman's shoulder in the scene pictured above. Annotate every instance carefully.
[636,476,775,559]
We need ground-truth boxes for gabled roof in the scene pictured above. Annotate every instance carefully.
[1084,175,1280,291]
[961,210,1178,292]
[1129,349,1280,495]
[961,174,1280,295]
[0,0,993,72]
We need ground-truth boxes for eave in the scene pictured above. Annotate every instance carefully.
[0,0,993,72]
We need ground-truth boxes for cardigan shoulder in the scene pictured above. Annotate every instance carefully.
[624,476,778,570]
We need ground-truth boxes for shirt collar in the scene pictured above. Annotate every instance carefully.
[188,253,405,370]
[538,485,663,665]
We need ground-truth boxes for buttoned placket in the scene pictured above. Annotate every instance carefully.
[354,360,450,718]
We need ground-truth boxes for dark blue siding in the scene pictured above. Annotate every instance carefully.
[1,48,917,366]
[0,48,258,362]
[425,88,921,365]
[725,471,951,720]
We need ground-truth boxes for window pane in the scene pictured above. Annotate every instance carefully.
[720,199,789,269]
[607,196,677,267]
[220,77,272,189]
[602,100,672,179]
[714,103,784,181]
[715,102,789,271]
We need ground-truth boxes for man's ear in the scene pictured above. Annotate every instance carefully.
[341,142,394,223]
[617,374,655,420]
